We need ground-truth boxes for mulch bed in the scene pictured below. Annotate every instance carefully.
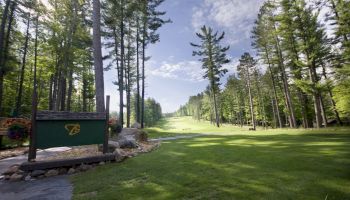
[0,147,29,160]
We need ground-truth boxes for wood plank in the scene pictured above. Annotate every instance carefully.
[20,154,116,171]
[36,111,106,120]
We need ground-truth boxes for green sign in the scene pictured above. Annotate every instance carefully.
[35,112,106,149]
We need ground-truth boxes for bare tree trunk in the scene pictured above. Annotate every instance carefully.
[93,0,105,112]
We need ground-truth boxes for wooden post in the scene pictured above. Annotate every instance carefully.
[103,95,110,154]
[28,15,39,162]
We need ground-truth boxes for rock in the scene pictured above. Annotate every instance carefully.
[45,169,59,177]
[4,175,10,180]
[99,161,105,166]
[31,170,46,177]
[131,122,141,129]
[24,175,32,181]
[98,141,120,153]
[67,168,75,175]
[119,139,137,149]
[0,175,4,180]
[3,165,20,175]
[38,175,45,179]
[113,148,126,162]
[59,168,68,175]
[118,128,148,142]
[77,164,89,171]
[9,173,23,181]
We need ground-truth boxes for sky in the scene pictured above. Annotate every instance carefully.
[104,0,266,113]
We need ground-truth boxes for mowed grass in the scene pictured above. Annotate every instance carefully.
[71,117,350,200]
[145,116,249,138]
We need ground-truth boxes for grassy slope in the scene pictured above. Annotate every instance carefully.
[71,117,350,200]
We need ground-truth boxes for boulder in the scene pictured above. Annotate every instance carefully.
[31,170,46,177]
[98,161,105,166]
[24,175,32,181]
[67,168,75,175]
[77,164,91,172]
[119,139,137,149]
[9,173,23,181]
[113,148,127,162]
[98,141,120,153]
[3,165,19,175]
[118,128,148,142]
[59,168,68,175]
[131,122,141,129]
[45,169,59,177]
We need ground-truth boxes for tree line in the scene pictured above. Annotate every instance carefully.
[0,0,169,128]
[177,0,350,129]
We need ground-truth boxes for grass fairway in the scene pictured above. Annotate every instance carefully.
[71,117,350,200]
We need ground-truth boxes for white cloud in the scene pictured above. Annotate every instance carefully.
[148,60,205,82]
[147,58,239,82]
[192,0,266,45]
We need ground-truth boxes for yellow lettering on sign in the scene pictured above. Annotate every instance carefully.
[64,124,80,136]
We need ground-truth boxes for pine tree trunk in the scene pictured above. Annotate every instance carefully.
[274,37,297,128]
[246,67,256,130]
[0,0,11,114]
[92,0,105,112]
[211,86,220,127]
[15,15,30,116]
[264,48,283,128]
[49,75,54,110]
[66,68,73,111]
[82,73,87,112]
[136,19,140,123]
[309,65,322,128]
[119,0,125,127]
[141,37,146,128]
[322,65,342,124]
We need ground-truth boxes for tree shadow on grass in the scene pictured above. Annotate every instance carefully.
[72,133,350,200]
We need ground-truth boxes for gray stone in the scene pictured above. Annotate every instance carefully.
[98,141,120,153]
[9,173,23,181]
[31,170,46,177]
[131,122,141,129]
[3,165,19,175]
[77,164,89,171]
[119,138,137,149]
[118,128,148,142]
[24,175,31,181]
[59,168,68,175]
[98,161,105,166]
[113,148,126,162]
[45,169,59,177]
[67,168,75,175]
[0,175,4,180]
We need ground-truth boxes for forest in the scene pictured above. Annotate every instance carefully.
[0,0,168,127]
[177,0,350,129]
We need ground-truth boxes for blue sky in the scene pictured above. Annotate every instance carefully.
[104,0,266,113]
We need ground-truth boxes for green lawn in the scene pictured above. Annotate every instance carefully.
[71,117,350,200]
